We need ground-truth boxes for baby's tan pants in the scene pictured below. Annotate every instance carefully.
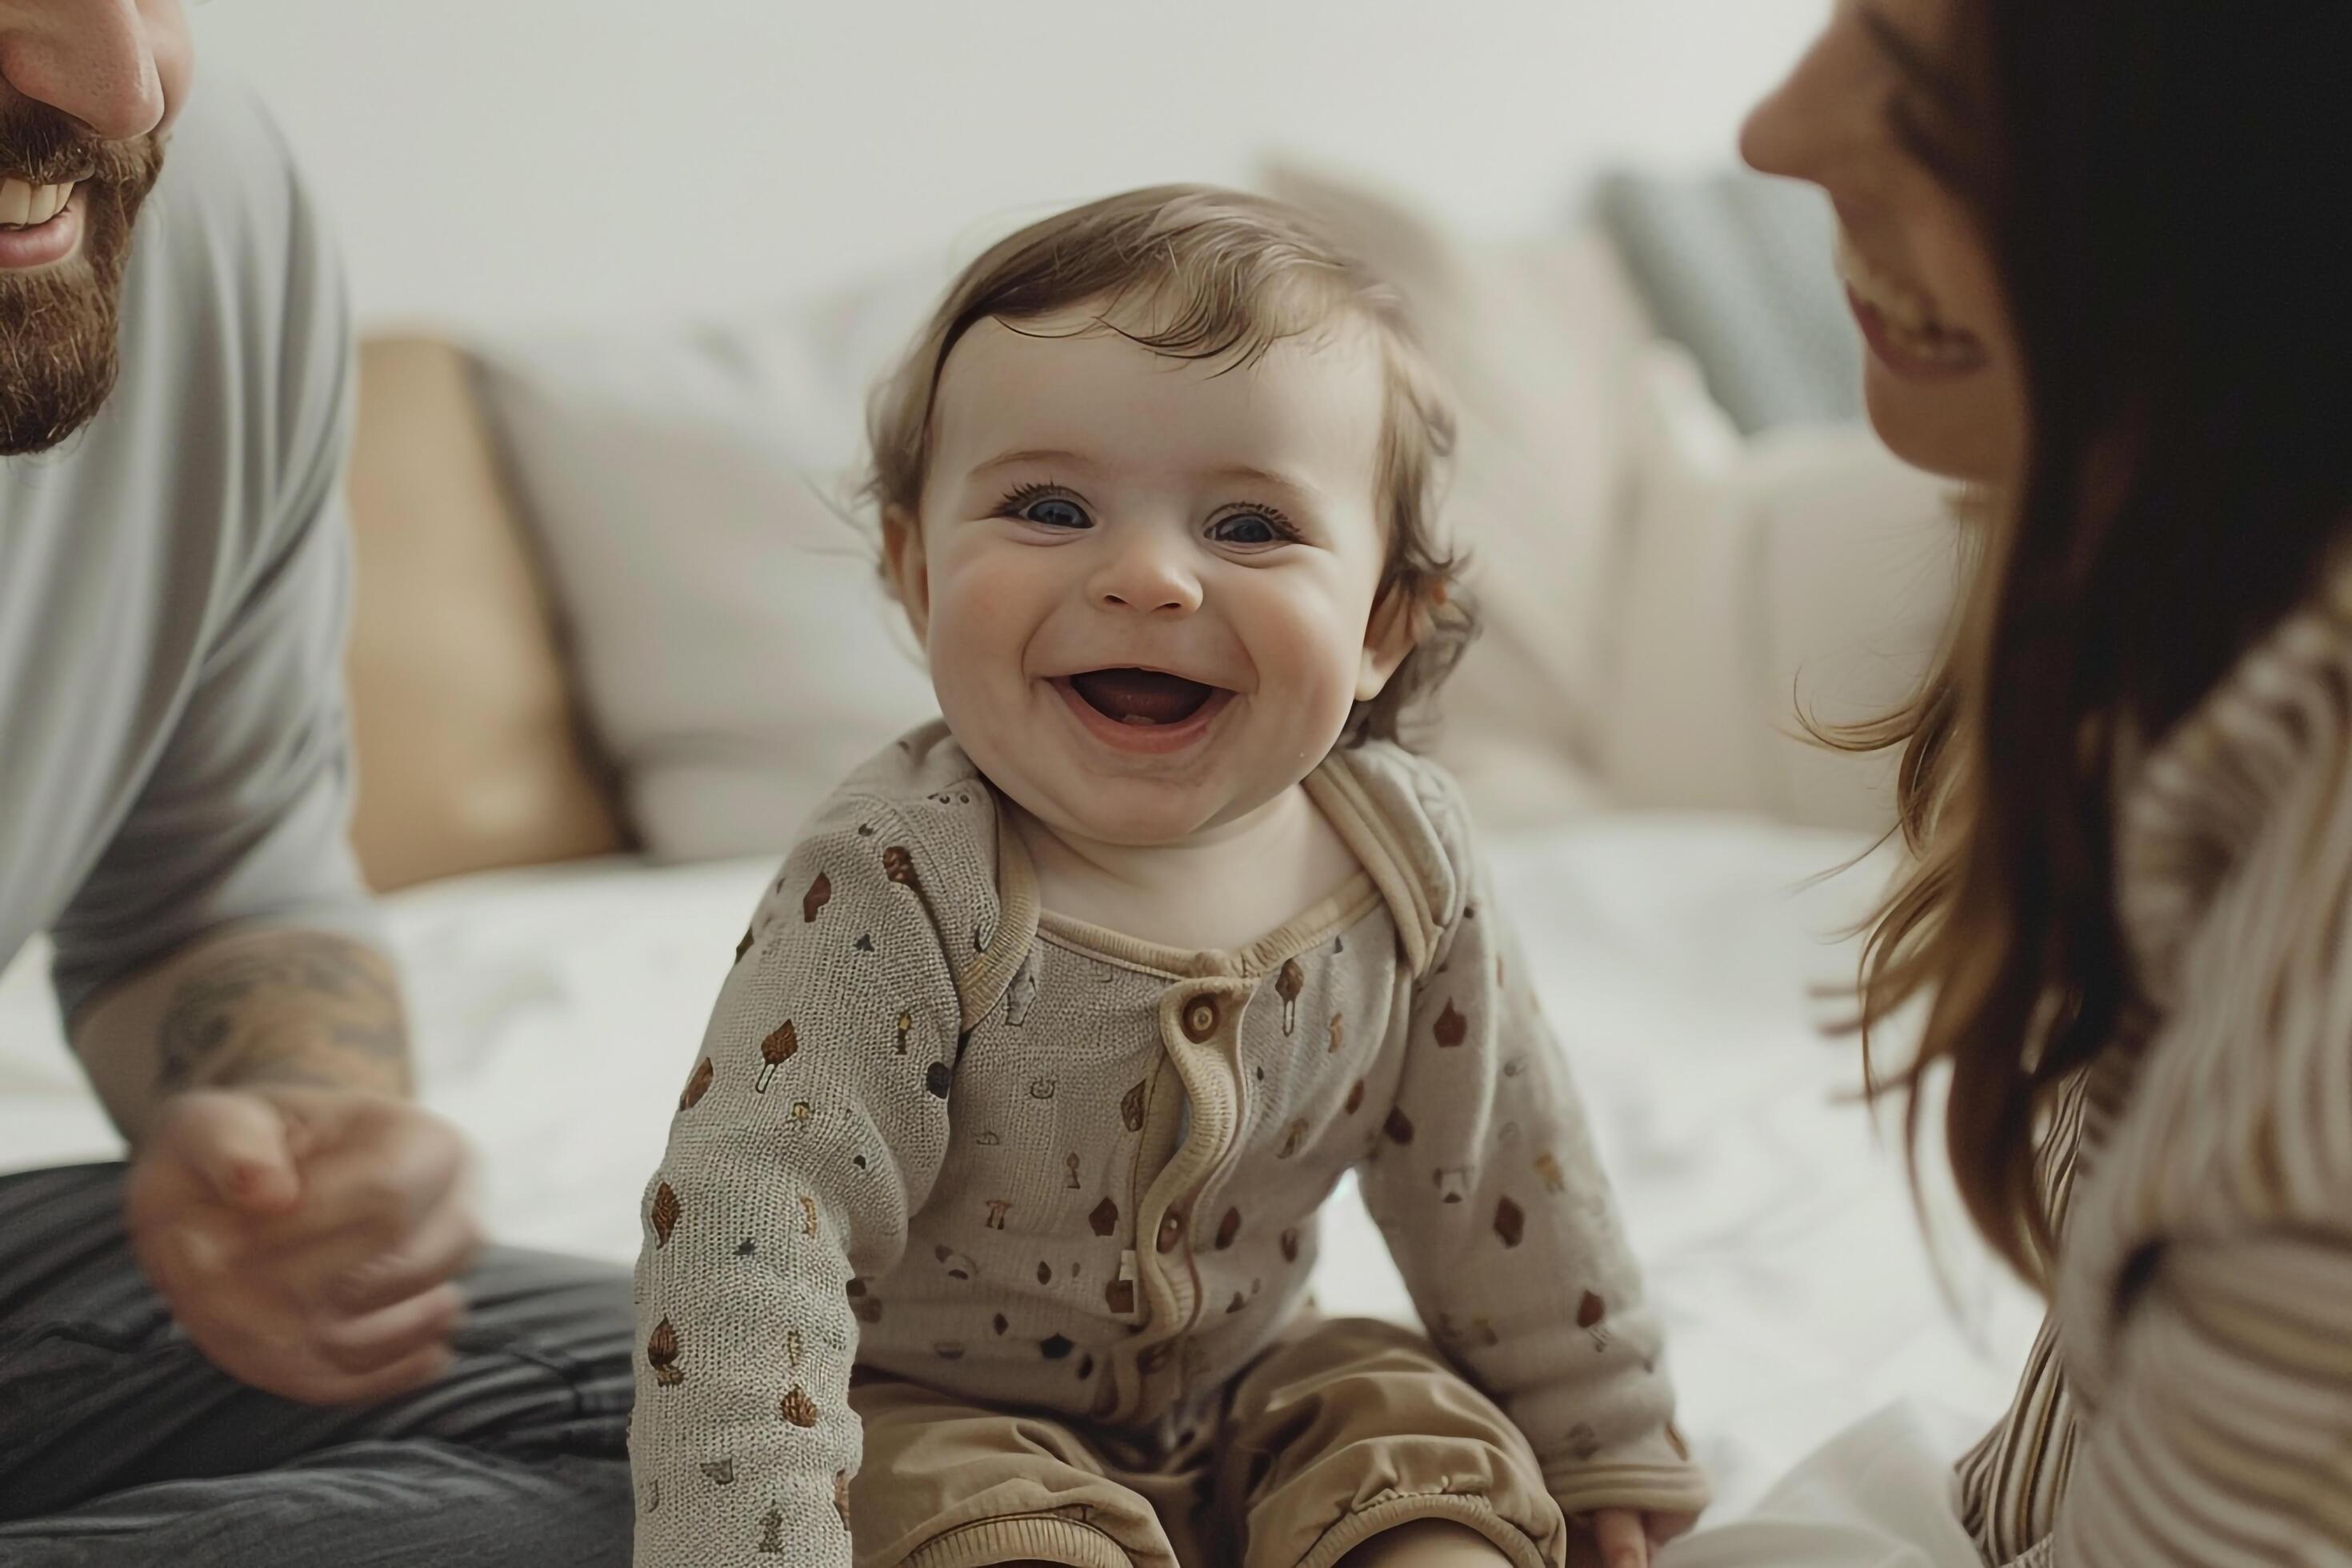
[848,1316,1566,1568]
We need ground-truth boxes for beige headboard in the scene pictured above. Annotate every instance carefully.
[343,336,629,891]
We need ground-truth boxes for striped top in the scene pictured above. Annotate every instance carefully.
[1955,554,2352,1566]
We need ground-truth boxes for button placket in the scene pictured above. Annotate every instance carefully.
[1122,980,1250,1410]
[1177,998,1261,1342]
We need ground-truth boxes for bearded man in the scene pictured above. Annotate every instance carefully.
[0,6,632,1562]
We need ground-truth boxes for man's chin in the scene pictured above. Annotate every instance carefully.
[0,270,125,455]
[0,140,165,458]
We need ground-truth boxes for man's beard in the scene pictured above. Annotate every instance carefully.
[0,104,167,457]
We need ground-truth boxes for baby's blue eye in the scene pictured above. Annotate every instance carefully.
[1020,496,1089,530]
[1210,512,1287,547]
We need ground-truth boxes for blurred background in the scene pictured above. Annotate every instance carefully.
[194,0,1830,331]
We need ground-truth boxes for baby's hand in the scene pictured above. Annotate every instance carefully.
[1571,1509,1698,1568]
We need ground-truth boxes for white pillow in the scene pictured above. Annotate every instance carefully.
[1603,346,1960,832]
[473,277,946,862]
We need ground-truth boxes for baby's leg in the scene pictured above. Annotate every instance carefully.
[848,1377,1174,1567]
[1211,1317,1562,1568]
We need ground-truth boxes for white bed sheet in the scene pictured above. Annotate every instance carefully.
[0,813,2042,1525]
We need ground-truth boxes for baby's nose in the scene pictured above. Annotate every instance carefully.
[1090,546,1202,616]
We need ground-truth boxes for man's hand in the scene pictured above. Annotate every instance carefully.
[1572,1509,1700,1568]
[124,1086,482,1405]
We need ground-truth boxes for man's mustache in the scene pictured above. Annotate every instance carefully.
[0,101,158,189]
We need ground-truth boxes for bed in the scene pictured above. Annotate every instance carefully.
[0,175,2037,1545]
[0,819,2039,1526]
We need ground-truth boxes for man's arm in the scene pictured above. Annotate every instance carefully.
[53,94,477,1404]
[48,84,386,1094]
[73,925,410,1148]
[89,919,480,1407]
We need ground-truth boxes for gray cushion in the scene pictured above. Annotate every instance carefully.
[1594,170,1863,434]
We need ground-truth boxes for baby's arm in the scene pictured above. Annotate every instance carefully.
[630,806,962,1568]
[1361,850,1710,1536]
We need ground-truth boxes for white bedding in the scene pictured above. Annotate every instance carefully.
[0,813,2042,1527]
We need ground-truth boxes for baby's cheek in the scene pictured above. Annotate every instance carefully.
[920,566,1024,746]
[1248,594,1370,733]
[930,554,1044,670]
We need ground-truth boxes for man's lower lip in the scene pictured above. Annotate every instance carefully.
[0,200,86,272]
[1052,679,1233,755]
[1848,288,1989,381]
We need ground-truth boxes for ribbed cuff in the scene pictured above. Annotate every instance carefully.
[902,1510,1138,1568]
[1296,1493,1550,1568]
[1544,1458,1714,1521]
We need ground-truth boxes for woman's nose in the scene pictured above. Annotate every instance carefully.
[1739,16,1847,188]
[1088,536,1203,617]
[0,0,172,144]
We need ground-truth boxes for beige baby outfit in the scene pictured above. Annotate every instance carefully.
[630,722,1707,1568]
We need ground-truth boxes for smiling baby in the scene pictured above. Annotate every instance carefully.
[629,186,1708,1568]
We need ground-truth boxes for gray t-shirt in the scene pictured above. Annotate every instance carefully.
[0,77,377,1030]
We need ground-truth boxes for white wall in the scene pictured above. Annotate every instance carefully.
[191,2,1827,334]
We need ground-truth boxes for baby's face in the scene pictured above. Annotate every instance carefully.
[890,306,1410,847]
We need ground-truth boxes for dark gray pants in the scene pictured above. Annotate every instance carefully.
[0,1163,634,1566]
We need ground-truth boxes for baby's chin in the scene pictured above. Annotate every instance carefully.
[1010,773,1266,850]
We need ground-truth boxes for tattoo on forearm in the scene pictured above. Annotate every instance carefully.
[156,934,411,1096]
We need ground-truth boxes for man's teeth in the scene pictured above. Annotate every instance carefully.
[0,178,76,230]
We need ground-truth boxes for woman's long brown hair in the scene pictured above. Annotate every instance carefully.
[1849,1,2352,1284]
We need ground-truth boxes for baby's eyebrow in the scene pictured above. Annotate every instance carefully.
[971,446,1094,477]
[966,449,1321,506]
[1210,463,1311,495]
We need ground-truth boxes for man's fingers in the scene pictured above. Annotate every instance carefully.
[327,1194,485,1314]
[257,1111,468,1250]
[312,1282,466,1378]
[1590,1510,1650,1568]
[166,1091,302,1214]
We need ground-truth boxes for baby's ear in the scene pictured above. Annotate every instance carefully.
[1356,578,1430,702]
[882,506,932,645]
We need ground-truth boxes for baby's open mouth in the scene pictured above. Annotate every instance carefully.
[1066,669,1220,728]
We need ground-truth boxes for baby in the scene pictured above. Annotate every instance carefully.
[630,186,1707,1568]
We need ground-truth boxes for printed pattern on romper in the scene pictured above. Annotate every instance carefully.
[630,782,970,1568]
[627,722,1708,1563]
[1354,812,1705,1516]
[869,925,1172,1407]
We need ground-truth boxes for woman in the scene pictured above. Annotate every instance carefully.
[1681,1,2352,1563]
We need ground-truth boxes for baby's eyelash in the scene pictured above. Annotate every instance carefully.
[994,480,1072,516]
[1214,503,1302,538]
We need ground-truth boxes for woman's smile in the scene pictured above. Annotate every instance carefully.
[1836,230,1990,378]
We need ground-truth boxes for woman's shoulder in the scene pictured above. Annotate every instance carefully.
[2048,565,2352,1446]
[2115,551,2352,998]
[2102,550,2352,1228]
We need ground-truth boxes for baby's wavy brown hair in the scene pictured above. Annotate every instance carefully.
[863,183,1471,747]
